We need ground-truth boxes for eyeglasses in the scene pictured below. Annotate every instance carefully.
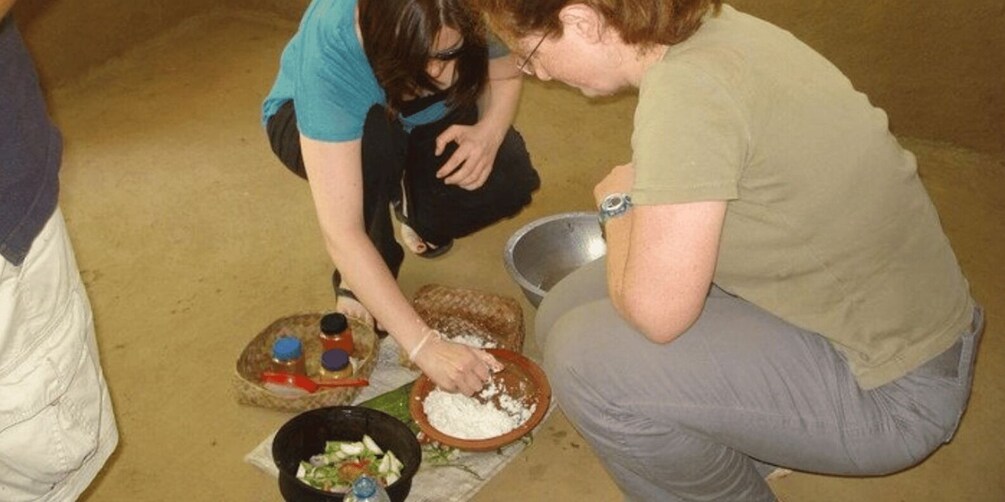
[516,31,550,74]
[430,43,465,62]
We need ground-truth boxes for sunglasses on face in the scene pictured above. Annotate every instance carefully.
[430,43,466,61]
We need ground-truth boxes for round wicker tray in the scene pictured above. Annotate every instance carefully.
[400,284,525,368]
[233,313,378,413]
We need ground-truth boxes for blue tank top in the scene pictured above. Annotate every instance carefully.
[261,0,508,141]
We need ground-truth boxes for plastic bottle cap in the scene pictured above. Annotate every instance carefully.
[320,349,351,371]
[320,313,349,334]
[272,336,303,360]
[352,476,377,498]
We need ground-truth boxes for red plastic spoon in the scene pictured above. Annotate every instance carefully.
[260,371,369,394]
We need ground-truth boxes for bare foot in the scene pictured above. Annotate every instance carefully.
[399,222,452,258]
[335,292,372,326]
[400,222,430,254]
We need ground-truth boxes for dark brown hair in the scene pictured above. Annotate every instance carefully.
[471,0,722,48]
[358,0,488,115]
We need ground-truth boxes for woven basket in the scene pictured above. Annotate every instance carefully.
[400,284,525,368]
[233,313,379,413]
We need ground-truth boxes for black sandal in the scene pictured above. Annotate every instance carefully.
[331,270,389,338]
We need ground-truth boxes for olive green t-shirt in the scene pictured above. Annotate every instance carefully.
[632,5,973,389]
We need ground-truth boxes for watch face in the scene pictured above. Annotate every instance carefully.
[604,194,625,211]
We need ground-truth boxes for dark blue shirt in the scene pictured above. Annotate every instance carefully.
[0,14,61,266]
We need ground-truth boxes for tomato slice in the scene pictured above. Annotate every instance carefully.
[337,459,373,483]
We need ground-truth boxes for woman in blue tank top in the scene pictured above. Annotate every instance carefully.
[262,0,539,395]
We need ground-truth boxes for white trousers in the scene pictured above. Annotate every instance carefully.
[0,208,118,501]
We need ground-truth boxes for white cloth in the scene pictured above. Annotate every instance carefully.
[0,208,119,501]
[245,338,553,501]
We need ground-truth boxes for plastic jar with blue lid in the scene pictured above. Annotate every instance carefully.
[271,336,306,376]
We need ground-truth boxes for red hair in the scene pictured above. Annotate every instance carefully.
[470,0,722,47]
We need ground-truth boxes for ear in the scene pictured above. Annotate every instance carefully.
[559,4,605,44]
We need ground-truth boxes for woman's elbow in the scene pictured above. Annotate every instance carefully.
[620,296,702,345]
[634,318,688,344]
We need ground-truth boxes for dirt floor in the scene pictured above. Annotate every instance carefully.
[44,11,1004,502]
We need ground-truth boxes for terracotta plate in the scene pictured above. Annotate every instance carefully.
[408,349,551,451]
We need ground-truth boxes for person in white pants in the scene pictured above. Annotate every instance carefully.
[0,210,119,501]
[1,2,119,499]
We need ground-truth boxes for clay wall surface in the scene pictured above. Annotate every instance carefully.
[730,0,1004,156]
[12,0,211,88]
[13,0,1003,155]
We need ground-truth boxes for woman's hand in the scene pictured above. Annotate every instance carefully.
[411,333,504,396]
[594,162,635,204]
[434,122,505,190]
[432,54,522,191]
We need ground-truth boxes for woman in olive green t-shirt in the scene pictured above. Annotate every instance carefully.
[474,1,983,500]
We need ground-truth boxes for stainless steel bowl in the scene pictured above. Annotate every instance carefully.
[503,212,607,307]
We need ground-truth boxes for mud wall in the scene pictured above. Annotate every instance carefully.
[11,0,211,89]
[14,0,1004,155]
[731,0,1004,156]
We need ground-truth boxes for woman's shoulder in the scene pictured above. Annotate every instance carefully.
[292,0,370,75]
[299,0,357,39]
[650,5,838,99]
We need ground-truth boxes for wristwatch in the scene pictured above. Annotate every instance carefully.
[598,193,633,227]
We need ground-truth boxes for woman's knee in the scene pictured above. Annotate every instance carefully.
[540,305,611,405]
[535,258,607,343]
[488,128,540,201]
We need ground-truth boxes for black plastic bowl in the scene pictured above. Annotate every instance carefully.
[272,406,422,502]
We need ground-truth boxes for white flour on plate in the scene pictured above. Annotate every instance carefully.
[448,333,498,349]
[423,378,536,440]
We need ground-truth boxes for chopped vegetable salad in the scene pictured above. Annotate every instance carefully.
[296,435,404,493]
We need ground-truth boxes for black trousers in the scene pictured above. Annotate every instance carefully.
[266,100,540,277]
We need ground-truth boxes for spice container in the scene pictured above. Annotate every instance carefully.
[319,312,354,354]
[318,349,353,380]
[271,336,306,376]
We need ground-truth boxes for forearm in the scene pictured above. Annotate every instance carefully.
[327,232,430,352]
[603,215,632,316]
[477,56,523,139]
[300,136,431,355]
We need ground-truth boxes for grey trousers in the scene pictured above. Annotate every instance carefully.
[536,258,983,502]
